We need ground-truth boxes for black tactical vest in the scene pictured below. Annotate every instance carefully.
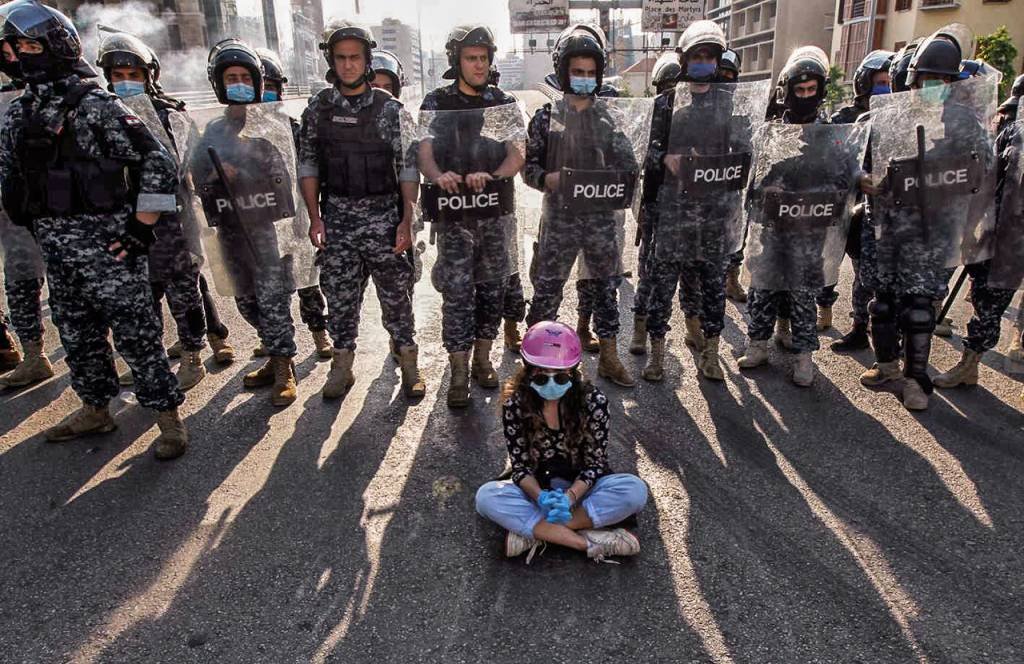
[15,82,133,218]
[316,88,398,198]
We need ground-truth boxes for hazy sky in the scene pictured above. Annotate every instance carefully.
[321,0,643,55]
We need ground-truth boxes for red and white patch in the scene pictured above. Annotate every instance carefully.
[120,115,143,128]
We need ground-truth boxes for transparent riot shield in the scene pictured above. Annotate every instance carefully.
[869,75,998,275]
[533,95,653,281]
[185,103,315,298]
[409,103,525,284]
[654,79,772,264]
[745,122,869,291]
[119,94,177,160]
[0,90,45,282]
[988,106,1024,291]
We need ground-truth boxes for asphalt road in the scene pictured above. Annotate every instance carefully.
[1,90,1023,663]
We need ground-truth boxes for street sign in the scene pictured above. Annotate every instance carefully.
[509,0,570,34]
[641,0,706,32]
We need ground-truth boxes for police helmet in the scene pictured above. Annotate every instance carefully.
[443,25,496,83]
[651,52,681,92]
[675,20,726,82]
[371,49,406,97]
[2,1,95,82]
[889,39,921,93]
[96,32,156,91]
[907,28,963,87]
[552,25,605,93]
[319,18,375,86]
[853,49,894,99]
[775,45,829,106]
[719,49,742,78]
[256,47,287,86]
[207,38,264,105]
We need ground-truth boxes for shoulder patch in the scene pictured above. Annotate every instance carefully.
[120,115,144,128]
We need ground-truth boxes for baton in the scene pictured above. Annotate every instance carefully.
[938,266,968,324]
[915,125,928,245]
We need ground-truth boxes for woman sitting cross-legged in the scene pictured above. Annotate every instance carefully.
[475,321,649,563]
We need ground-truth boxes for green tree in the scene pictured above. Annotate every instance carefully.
[825,64,850,113]
[976,26,1018,100]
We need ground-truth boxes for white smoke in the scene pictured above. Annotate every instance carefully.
[74,1,210,93]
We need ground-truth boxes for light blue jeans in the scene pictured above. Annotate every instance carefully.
[475,473,649,538]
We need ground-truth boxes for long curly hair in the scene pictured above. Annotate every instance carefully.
[502,361,595,469]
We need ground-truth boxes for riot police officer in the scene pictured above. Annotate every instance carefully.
[299,20,425,399]
[828,49,894,353]
[858,27,991,410]
[524,25,640,387]
[630,51,680,357]
[741,45,835,389]
[0,22,52,391]
[418,25,523,407]
[96,31,211,392]
[255,46,334,361]
[0,2,187,457]
[194,38,300,406]
[643,20,742,383]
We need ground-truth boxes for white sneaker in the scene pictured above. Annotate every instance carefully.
[505,531,544,564]
[582,528,640,563]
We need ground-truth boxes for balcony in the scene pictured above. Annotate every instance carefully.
[920,0,960,8]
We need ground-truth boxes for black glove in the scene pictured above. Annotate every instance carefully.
[111,216,157,258]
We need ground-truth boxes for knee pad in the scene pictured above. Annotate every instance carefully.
[868,298,895,322]
[901,296,935,333]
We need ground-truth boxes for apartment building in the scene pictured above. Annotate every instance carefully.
[372,19,423,93]
[831,0,1024,81]
[706,0,836,81]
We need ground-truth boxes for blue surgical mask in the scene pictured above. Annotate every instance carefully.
[226,83,256,103]
[569,76,598,95]
[113,80,146,98]
[919,79,950,105]
[261,90,280,102]
[687,62,717,80]
[870,83,891,96]
[531,379,573,401]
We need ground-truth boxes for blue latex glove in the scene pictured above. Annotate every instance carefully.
[537,489,559,518]
[539,489,572,524]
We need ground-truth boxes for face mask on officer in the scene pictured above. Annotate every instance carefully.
[688,62,716,80]
[567,55,598,95]
[871,83,891,96]
[14,38,62,82]
[788,79,820,116]
[685,48,718,83]
[222,66,256,103]
[918,77,951,104]
[262,87,280,102]
[113,80,146,97]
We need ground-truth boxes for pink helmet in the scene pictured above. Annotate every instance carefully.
[521,321,582,370]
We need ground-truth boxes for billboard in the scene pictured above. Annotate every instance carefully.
[641,0,706,32]
[509,0,570,34]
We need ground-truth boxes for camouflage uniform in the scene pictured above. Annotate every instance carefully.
[299,86,416,351]
[643,87,745,341]
[523,99,637,338]
[420,84,517,353]
[4,276,45,343]
[0,75,183,411]
[502,272,527,322]
[147,97,206,352]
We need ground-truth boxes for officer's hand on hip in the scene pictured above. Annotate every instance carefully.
[394,218,412,255]
[465,172,493,193]
[663,154,682,177]
[309,217,326,250]
[434,171,463,194]
[543,171,560,193]
[109,213,158,261]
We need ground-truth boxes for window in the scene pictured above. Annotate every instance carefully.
[895,0,911,9]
